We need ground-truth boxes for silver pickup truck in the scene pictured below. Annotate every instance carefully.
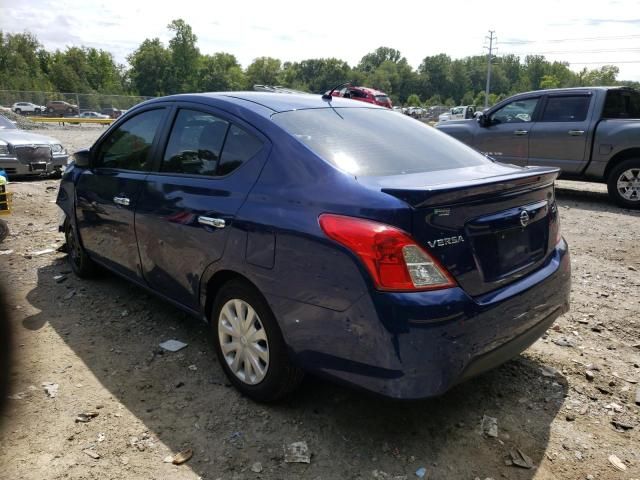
[436,87,640,208]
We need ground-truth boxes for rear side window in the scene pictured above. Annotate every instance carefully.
[218,125,263,176]
[162,109,229,176]
[541,96,590,122]
[96,109,165,170]
[602,90,640,118]
[162,109,262,177]
[272,108,487,177]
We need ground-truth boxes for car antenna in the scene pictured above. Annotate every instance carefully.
[322,81,352,101]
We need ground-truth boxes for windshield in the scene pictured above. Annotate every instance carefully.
[374,95,390,103]
[0,115,17,130]
[272,108,488,177]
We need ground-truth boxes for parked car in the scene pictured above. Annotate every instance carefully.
[57,92,570,401]
[101,107,123,119]
[438,105,476,123]
[0,114,69,176]
[436,87,640,208]
[11,102,45,115]
[327,86,393,108]
[46,100,79,116]
[78,111,110,119]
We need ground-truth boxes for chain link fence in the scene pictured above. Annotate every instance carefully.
[0,90,154,115]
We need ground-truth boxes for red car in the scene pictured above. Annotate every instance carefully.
[329,86,393,108]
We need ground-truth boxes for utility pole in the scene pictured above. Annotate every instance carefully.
[484,30,496,109]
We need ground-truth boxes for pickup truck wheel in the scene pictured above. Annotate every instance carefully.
[211,279,304,402]
[64,218,98,278]
[607,159,640,209]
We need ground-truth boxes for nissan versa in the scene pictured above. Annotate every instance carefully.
[56,92,571,401]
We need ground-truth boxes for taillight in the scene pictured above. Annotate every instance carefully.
[319,214,456,291]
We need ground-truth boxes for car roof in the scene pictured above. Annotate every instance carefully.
[515,86,636,97]
[351,86,387,95]
[146,91,382,117]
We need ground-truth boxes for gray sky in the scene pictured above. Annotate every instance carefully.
[3,0,640,81]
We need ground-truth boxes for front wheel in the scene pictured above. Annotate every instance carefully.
[211,279,303,402]
[607,159,640,209]
[64,218,97,277]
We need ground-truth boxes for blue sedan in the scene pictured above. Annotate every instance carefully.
[56,92,571,401]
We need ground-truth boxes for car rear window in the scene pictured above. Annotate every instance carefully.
[602,89,640,119]
[271,108,487,177]
[375,95,390,102]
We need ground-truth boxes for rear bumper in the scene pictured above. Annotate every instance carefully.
[268,240,571,399]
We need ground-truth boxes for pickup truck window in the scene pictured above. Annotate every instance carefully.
[490,98,539,124]
[603,90,640,119]
[541,96,590,122]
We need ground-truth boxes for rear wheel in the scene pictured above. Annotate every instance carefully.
[64,218,97,277]
[0,220,8,243]
[35,108,41,114]
[607,159,640,209]
[211,279,303,402]
[47,107,54,114]
[67,107,73,114]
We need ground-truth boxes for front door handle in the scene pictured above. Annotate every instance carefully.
[113,196,130,206]
[198,216,225,228]
[568,130,585,136]
[513,129,529,136]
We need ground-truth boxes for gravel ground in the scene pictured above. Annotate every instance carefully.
[0,127,639,480]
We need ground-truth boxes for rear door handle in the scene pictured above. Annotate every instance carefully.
[513,130,528,136]
[113,196,130,206]
[568,130,585,136]
[198,216,225,228]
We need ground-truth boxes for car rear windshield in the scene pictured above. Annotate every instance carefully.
[602,89,640,118]
[271,107,487,177]
[374,95,390,102]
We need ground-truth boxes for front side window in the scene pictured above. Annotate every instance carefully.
[491,98,539,124]
[541,96,590,122]
[272,107,487,177]
[96,109,165,170]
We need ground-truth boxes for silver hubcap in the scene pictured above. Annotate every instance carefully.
[218,299,269,385]
[617,168,640,202]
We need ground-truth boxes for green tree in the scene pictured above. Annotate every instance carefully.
[357,47,403,73]
[540,74,560,89]
[198,53,246,92]
[166,19,200,93]
[128,38,171,96]
[405,93,421,106]
[246,57,282,87]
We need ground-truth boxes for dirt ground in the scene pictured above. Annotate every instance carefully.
[0,125,639,480]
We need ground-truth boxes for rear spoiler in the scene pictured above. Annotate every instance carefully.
[382,167,560,208]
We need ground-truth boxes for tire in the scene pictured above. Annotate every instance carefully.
[607,158,640,209]
[67,107,73,114]
[211,279,303,402]
[35,108,41,114]
[47,107,54,114]
[64,218,98,278]
[0,220,8,243]
[14,108,21,114]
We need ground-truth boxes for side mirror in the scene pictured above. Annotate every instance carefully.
[73,148,91,167]
[477,113,489,127]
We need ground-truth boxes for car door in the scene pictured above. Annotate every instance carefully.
[134,104,270,310]
[528,94,593,174]
[74,107,168,282]
[473,97,541,166]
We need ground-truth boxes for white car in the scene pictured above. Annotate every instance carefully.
[12,102,45,115]
[78,111,110,119]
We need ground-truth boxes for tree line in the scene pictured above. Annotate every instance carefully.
[1,19,638,107]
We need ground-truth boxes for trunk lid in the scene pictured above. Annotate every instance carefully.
[359,164,561,296]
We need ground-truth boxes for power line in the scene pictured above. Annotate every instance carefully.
[502,48,640,55]
[501,34,640,44]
